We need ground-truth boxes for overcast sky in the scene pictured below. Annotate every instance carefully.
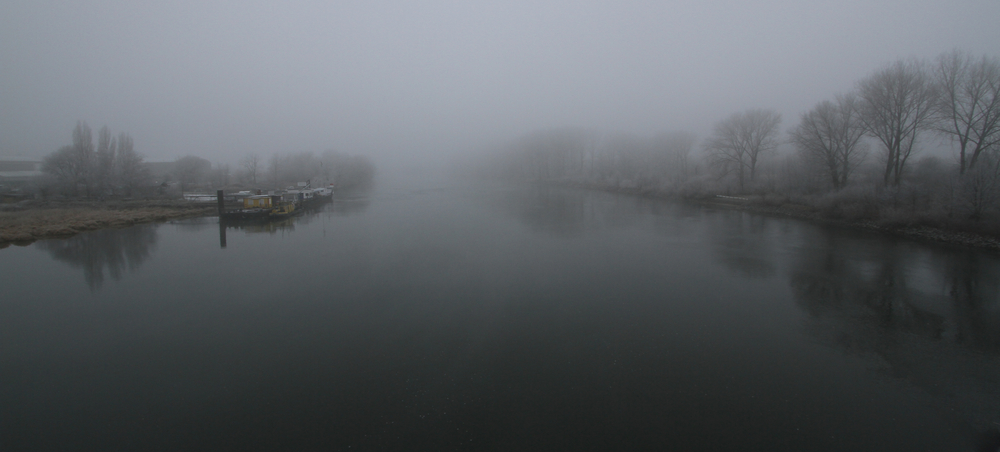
[2,0,999,166]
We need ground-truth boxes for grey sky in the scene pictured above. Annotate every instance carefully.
[2,1,999,165]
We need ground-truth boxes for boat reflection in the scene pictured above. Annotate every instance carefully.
[217,195,369,248]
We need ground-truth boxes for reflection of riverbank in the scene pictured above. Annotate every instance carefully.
[35,224,158,290]
[547,180,1000,251]
[482,185,655,236]
[787,227,1000,435]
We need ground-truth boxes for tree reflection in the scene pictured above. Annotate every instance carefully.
[36,225,158,291]
[489,187,590,236]
[940,251,1000,352]
[789,230,999,351]
[787,228,1000,432]
[485,186,659,237]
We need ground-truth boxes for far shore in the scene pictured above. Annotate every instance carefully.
[560,181,1000,252]
[4,186,1000,253]
[0,199,215,247]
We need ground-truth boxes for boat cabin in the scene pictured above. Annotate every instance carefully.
[243,195,281,209]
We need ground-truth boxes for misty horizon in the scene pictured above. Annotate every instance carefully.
[3,1,999,168]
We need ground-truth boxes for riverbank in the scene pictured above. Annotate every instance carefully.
[566,181,1000,252]
[709,198,1000,252]
[0,200,215,247]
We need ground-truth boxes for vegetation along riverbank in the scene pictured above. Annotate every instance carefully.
[0,200,213,247]
[469,50,1000,252]
[575,181,1000,252]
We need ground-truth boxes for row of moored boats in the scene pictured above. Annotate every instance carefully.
[219,186,334,221]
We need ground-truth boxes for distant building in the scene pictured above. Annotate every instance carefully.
[144,161,177,182]
[0,157,43,183]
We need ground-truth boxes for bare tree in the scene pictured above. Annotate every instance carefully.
[960,149,1000,219]
[41,145,83,194]
[705,109,782,191]
[94,126,117,195]
[857,59,937,186]
[114,133,148,196]
[933,50,1000,174]
[790,94,868,190]
[72,121,95,196]
[42,121,95,196]
[241,153,261,184]
[41,123,148,197]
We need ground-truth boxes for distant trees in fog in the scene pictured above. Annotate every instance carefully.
[705,109,782,191]
[241,153,261,184]
[933,50,1000,174]
[856,59,938,186]
[172,155,211,192]
[485,49,1000,224]
[245,150,375,191]
[42,122,149,197]
[37,122,375,199]
[790,94,868,190]
[480,127,697,193]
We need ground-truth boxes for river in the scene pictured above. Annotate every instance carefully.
[2,183,999,451]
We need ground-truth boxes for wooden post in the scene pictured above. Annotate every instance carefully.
[217,190,225,216]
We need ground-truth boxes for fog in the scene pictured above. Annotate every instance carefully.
[2,1,999,172]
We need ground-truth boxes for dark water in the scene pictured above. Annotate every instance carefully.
[2,185,999,451]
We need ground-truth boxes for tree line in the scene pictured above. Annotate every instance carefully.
[42,122,148,197]
[236,150,375,191]
[39,123,375,197]
[486,49,1000,223]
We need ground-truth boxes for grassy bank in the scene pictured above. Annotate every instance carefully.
[0,200,214,247]
[711,197,1000,251]
[558,181,1000,252]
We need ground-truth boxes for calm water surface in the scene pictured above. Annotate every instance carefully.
[2,184,999,451]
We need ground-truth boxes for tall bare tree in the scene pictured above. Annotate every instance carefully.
[42,121,95,196]
[241,153,261,184]
[41,145,83,194]
[933,50,1000,174]
[857,59,937,186]
[94,126,117,195]
[790,94,868,190]
[706,109,781,191]
[114,133,148,196]
[72,121,95,195]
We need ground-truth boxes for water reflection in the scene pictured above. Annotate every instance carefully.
[170,216,215,232]
[787,228,1000,432]
[218,197,370,247]
[708,210,776,279]
[330,196,370,216]
[789,229,1000,353]
[937,251,1000,352]
[491,186,589,235]
[486,186,657,236]
[35,224,157,290]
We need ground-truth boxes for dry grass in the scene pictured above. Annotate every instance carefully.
[0,205,214,246]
